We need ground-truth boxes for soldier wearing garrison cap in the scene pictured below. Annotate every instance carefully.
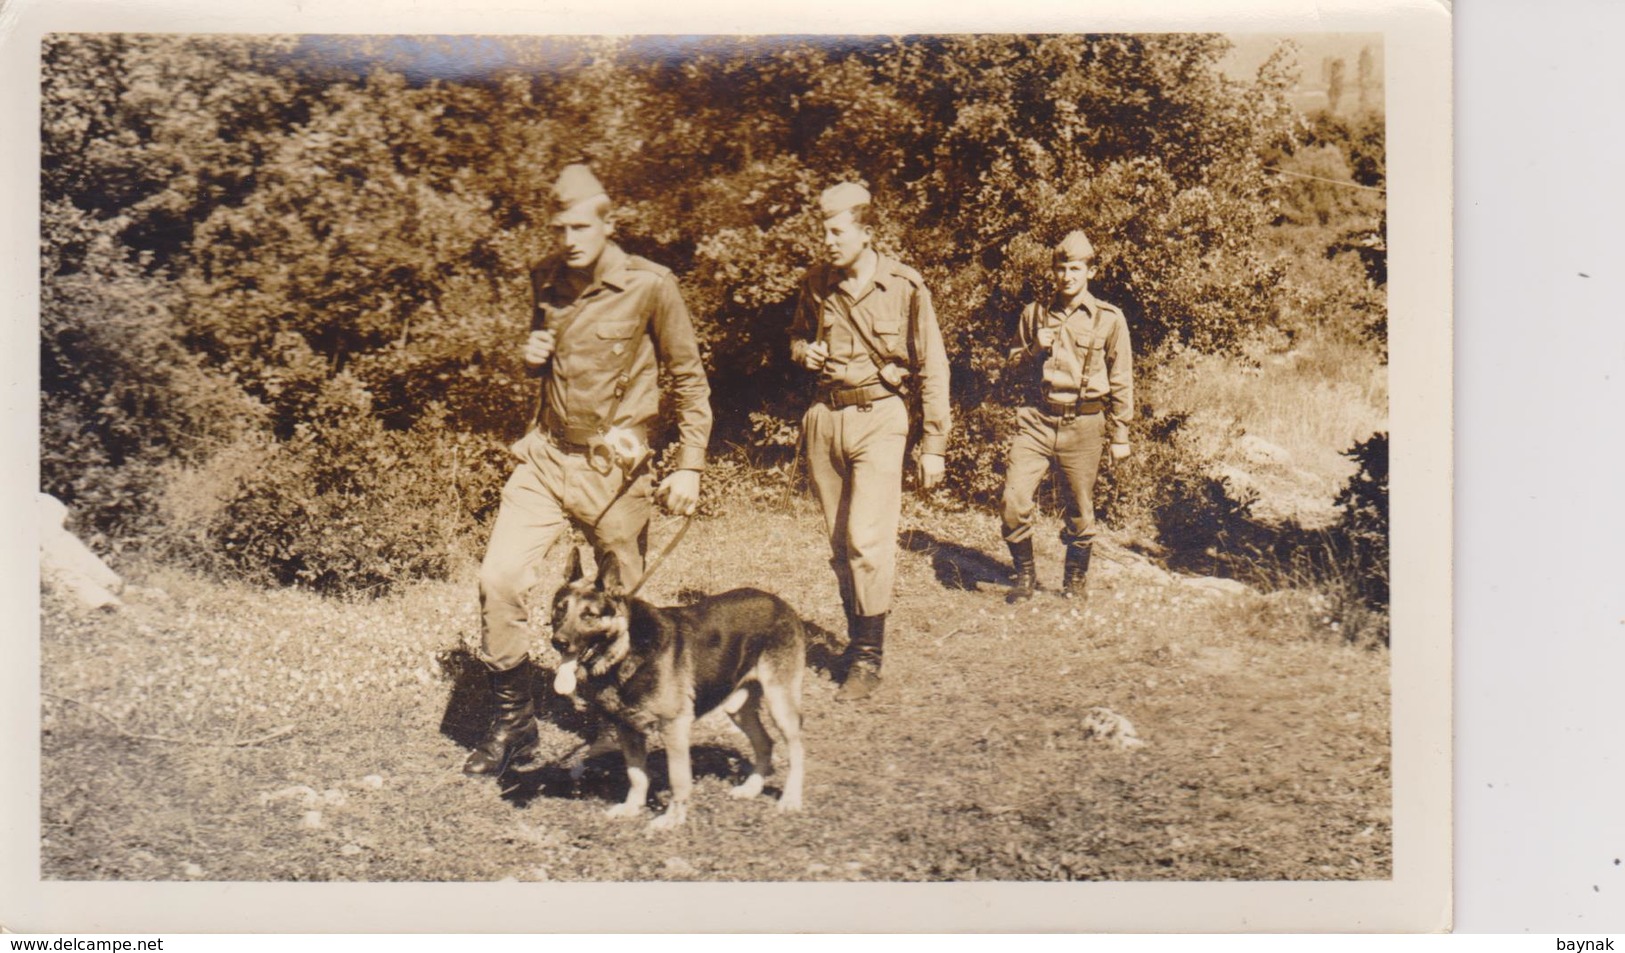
[789,181,951,701]
[1000,229,1134,605]
[463,163,713,778]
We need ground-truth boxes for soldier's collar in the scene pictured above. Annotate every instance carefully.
[858,253,903,292]
[594,243,632,290]
[1052,290,1098,317]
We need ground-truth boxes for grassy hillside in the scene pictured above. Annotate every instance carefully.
[41,498,1388,883]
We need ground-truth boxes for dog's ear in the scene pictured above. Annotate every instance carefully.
[564,545,585,585]
[598,554,627,597]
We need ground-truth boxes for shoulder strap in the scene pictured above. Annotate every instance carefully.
[533,263,594,340]
[602,312,652,425]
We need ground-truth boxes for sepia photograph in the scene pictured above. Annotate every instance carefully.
[8,0,1452,934]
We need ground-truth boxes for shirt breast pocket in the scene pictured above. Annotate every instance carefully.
[1088,331,1110,365]
[593,320,641,358]
[595,320,639,340]
[871,313,903,354]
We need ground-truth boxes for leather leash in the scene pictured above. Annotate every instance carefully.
[625,512,695,599]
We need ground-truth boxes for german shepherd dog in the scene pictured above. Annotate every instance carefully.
[548,548,806,829]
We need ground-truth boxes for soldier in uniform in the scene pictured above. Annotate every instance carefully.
[789,182,950,701]
[464,164,713,778]
[1001,230,1133,604]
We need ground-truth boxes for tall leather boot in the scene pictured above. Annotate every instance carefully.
[1007,538,1038,604]
[838,613,886,702]
[462,660,539,777]
[1062,543,1093,604]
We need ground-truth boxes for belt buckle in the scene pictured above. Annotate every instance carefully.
[856,397,873,412]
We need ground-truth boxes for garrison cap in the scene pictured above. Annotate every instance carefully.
[552,163,608,211]
[818,181,872,219]
[1053,230,1096,263]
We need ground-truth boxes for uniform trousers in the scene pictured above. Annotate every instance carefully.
[1001,406,1107,550]
[803,395,908,618]
[478,429,652,671]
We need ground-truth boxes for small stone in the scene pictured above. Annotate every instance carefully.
[300,810,324,829]
[339,844,363,856]
[361,774,385,789]
[183,863,204,878]
[322,788,349,806]
[1080,707,1147,751]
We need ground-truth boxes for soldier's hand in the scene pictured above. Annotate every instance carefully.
[1109,442,1132,462]
[524,329,557,367]
[1035,326,1056,350]
[917,452,946,490]
[801,340,830,372]
[655,469,701,517]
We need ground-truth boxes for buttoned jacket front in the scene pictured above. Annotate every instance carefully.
[529,242,712,470]
[788,253,951,456]
[1015,292,1134,445]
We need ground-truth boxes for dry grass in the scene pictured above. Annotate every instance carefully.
[1150,328,1387,526]
[40,495,1389,883]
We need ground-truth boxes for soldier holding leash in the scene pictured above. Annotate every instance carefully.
[464,164,712,778]
[790,182,950,701]
[1001,230,1134,605]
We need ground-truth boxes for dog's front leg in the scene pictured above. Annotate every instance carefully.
[605,730,649,819]
[566,729,621,782]
[648,714,695,830]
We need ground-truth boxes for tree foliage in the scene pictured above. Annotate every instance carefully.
[40,32,1380,594]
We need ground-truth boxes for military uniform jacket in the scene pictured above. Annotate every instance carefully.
[1016,291,1134,445]
[788,253,952,456]
[530,242,712,470]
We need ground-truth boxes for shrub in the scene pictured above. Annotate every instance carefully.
[940,402,1016,510]
[41,33,1353,587]
[39,200,267,547]
[206,377,509,596]
[1333,430,1389,610]
[1096,408,1257,564]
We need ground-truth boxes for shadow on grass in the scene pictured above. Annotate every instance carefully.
[498,743,747,809]
[900,529,1011,593]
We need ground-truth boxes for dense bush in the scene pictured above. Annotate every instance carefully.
[39,200,267,546]
[39,32,1389,595]
[204,378,510,595]
[1094,402,1258,561]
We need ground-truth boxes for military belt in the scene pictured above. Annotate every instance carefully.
[818,381,899,411]
[541,408,645,455]
[1044,397,1106,419]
